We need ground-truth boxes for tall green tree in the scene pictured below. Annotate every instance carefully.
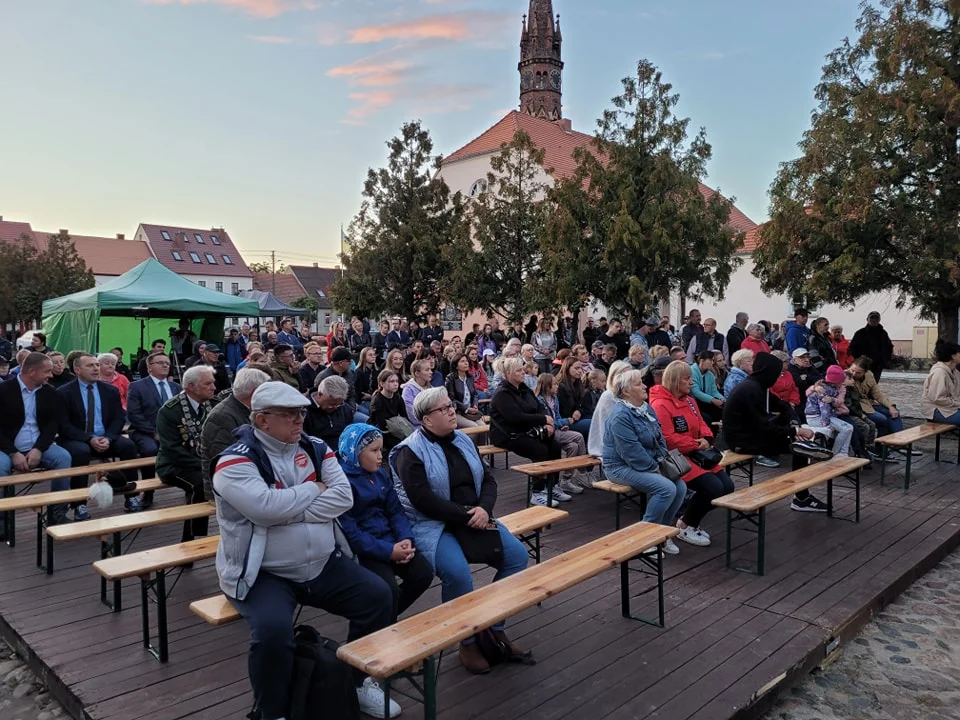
[0,232,94,324]
[544,59,741,321]
[330,121,466,320]
[756,0,960,341]
[445,130,551,323]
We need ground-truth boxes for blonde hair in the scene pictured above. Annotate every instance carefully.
[606,360,631,392]
[730,348,754,369]
[500,357,525,376]
[628,344,646,361]
[661,360,692,396]
[649,345,669,360]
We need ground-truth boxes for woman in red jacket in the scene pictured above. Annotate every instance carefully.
[649,361,735,547]
[741,323,771,355]
[769,350,801,406]
[830,325,852,368]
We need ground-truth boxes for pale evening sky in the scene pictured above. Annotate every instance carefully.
[0,0,861,268]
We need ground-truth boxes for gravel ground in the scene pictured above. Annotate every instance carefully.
[0,372,947,720]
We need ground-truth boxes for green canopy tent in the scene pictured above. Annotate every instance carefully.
[42,258,260,359]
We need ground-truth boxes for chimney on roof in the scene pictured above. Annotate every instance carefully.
[0,215,3,221]
[313,262,318,268]
[556,118,572,132]
[116,233,125,240]
[59,229,68,235]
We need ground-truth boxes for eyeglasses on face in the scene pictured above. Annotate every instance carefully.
[262,408,308,420]
[425,403,456,416]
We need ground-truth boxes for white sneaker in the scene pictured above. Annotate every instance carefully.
[357,677,401,718]
[530,491,560,508]
[551,485,573,502]
[662,538,680,555]
[676,525,710,547]
[559,478,584,495]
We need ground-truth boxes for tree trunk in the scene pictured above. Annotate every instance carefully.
[937,297,960,344]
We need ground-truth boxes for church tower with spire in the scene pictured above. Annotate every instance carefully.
[518,0,563,121]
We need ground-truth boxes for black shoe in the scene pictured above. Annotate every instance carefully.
[791,440,834,461]
[109,481,138,495]
[140,492,155,511]
[868,449,899,463]
[790,496,829,513]
[896,448,924,458]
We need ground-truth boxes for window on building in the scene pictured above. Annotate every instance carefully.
[205,253,217,264]
[215,281,223,293]
[171,250,183,261]
[161,230,171,241]
[231,282,239,294]
[194,233,205,244]
[197,280,206,288]
[222,254,233,264]
[211,234,221,245]
[189,252,201,263]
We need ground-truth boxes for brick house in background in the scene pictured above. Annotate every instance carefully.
[287,264,340,335]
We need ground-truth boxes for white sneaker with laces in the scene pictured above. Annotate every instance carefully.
[550,485,573,502]
[676,525,710,547]
[530,491,560,508]
[559,478,584,495]
[662,538,680,555]
[356,677,401,719]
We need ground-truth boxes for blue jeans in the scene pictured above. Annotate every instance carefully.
[606,467,685,526]
[569,418,591,444]
[933,408,960,426]
[231,550,393,719]
[434,523,528,637]
[0,443,72,492]
[866,404,903,438]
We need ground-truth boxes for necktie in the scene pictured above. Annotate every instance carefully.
[85,384,96,434]
[158,381,169,402]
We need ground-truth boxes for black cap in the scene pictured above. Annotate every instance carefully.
[331,347,352,362]
[204,343,220,353]
[794,308,809,317]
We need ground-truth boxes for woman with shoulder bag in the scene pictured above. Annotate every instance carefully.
[602,369,683,555]
[489,357,565,507]
[649,360,734,547]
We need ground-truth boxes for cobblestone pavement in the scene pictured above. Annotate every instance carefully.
[762,549,960,720]
[0,372,944,720]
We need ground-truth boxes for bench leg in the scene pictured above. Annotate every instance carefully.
[904,444,913,490]
[615,493,621,531]
[827,478,833,519]
[516,530,542,564]
[747,459,754,487]
[101,531,123,611]
[525,475,533,508]
[4,484,15,548]
[880,445,888,486]
[140,570,171,663]
[855,469,861,523]
[757,508,766,576]
[35,507,52,569]
[620,545,666,627]
[725,507,766,576]
[936,433,941,462]
[725,508,732,569]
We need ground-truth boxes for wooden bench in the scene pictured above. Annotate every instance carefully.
[0,478,168,569]
[187,506,570,639]
[476,444,509,469]
[712,455,869,575]
[336,521,679,720]
[720,450,756,485]
[0,456,157,549]
[47,503,216,609]
[459,423,489,438]
[512,455,602,508]
[876,422,957,489]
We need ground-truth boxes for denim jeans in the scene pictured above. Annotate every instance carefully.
[933,408,960,426]
[605,467,685,526]
[866,404,904,437]
[434,523,528,637]
[568,418,592,444]
[230,551,393,720]
[0,444,72,491]
[807,417,854,456]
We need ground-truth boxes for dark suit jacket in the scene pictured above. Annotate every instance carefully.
[0,378,60,455]
[127,377,181,436]
[57,380,126,443]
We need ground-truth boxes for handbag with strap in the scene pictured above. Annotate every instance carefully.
[683,397,722,468]
[384,415,414,440]
[657,449,691,481]
[447,517,504,569]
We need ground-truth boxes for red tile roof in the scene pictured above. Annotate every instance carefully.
[252,271,308,304]
[138,223,253,277]
[34,232,154,276]
[741,224,765,253]
[0,219,42,249]
[287,265,340,310]
[443,110,757,235]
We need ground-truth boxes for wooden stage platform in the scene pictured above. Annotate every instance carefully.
[1,438,959,720]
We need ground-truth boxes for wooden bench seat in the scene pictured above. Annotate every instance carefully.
[712,456,869,575]
[188,506,570,643]
[0,478,167,569]
[336,521,678,720]
[875,422,957,489]
[476,444,509,469]
[459,424,489,437]
[512,455,602,507]
[720,450,756,485]
[47,503,216,609]
[0,456,157,550]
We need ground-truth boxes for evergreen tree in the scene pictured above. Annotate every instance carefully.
[545,60,741,321]
[330,121,466,320]
[756,0,960,341]
[445,130,550,323]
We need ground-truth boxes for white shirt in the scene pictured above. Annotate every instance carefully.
[14,377,40,453]
[151,375,171,401]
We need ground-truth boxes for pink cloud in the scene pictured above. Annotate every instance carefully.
[146,0,312,18]
[348,12,512,44]
[251,35,295,43]
[327,57,414,88]
[342,90,396,125]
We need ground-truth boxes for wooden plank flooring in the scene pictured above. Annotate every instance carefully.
[1,440,958,720]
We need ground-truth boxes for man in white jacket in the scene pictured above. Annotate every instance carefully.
[212,381,399,720]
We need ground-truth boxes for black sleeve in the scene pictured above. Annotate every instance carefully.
[395,447,471,525]
[477,465,498,516]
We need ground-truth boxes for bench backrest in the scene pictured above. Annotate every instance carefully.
[337,521,677,679]
[0,456,157,489]
[712,456,869,514]
[47,503,215,541]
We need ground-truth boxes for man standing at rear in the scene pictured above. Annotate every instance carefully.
[597,318,629,360]
[0,352,73,530]
[681,309,703,351]
[785,308,810,356]
[848,311,894,382]
[727,312,749,355]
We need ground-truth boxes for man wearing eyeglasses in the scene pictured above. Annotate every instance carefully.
[212,381,399,720]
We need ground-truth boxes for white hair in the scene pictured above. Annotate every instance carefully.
[499,356,525,376]
[731,349,754,369]
[612,369,644,398]
[746,323,764,334]
[96,353,116,365]
[232,368,271,401]
[413,386,449,421]
[182,365,215,390]
[317,375,349,400]
[605,360,631,392]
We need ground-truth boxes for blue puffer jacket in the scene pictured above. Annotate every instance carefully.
[602,400,667,475]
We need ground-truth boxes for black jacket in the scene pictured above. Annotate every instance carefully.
[848,324,894,370]
[445,372,477,414]
[200,393,251,498]
[355,366,377,402]
[807,330,837,371]
[597,331,629,360]
[304,400,355,450]
[298,362,325,393]
[316,366,357,406]
[127,376,181,435]
[723,352,799,455]
[788,363,823,399]
[419,325,444,346]
[0,378,60,455]
[57,380,126,443]
[558,380,596,420]
[489,381,547,446]
[727,325,747,355]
